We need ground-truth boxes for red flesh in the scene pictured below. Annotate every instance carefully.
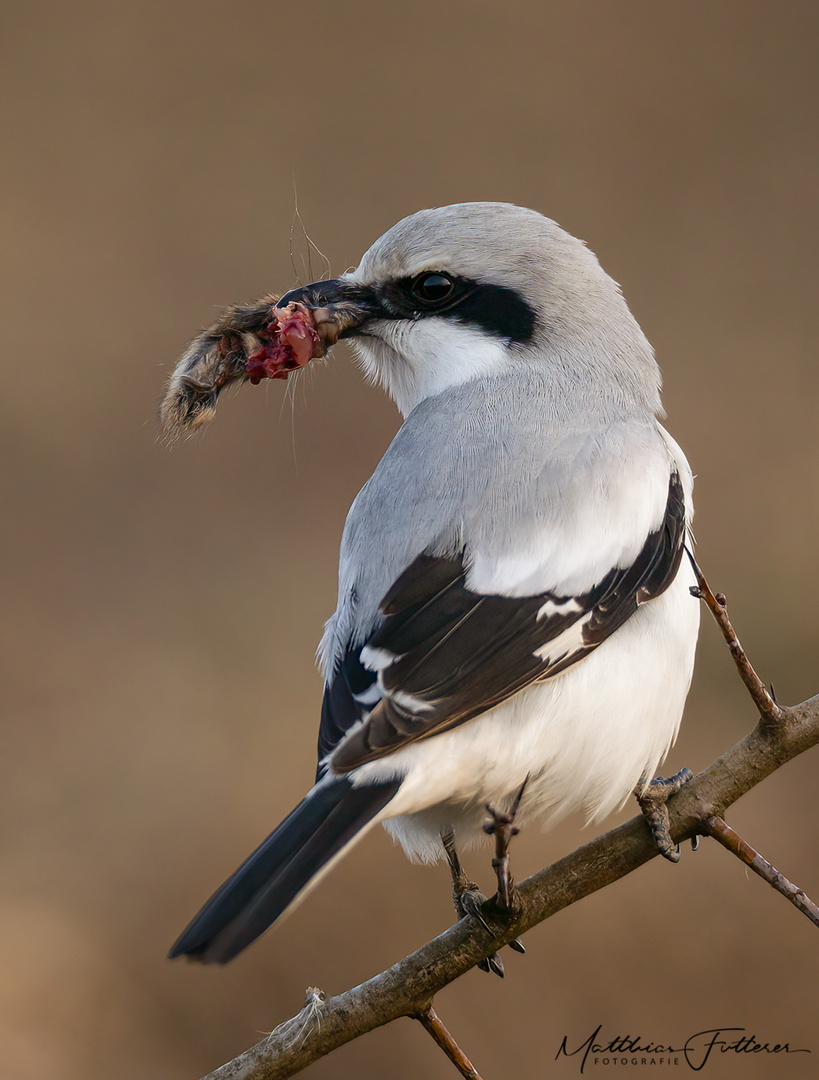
[245,303,321,384]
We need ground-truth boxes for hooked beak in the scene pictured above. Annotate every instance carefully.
[276,278,376,356]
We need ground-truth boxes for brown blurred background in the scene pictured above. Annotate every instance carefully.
[2,2,818,1077]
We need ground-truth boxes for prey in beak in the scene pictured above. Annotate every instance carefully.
[160,278,372,440]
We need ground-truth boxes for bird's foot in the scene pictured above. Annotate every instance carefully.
[442,829,523,978]
[635,767,694,862]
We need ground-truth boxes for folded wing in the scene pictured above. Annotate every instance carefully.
[324,470,686,773]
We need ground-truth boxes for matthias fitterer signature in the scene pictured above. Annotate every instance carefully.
[556,1025,810,1072]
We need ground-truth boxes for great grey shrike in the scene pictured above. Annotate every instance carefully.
[163,202,699,965]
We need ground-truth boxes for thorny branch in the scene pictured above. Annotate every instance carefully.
[701,815,819,929]
[686,550,787,725]
[197,580,819,1080]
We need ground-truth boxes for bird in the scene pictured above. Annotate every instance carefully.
[165,202,700,966]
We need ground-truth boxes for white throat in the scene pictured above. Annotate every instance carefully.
[352,318,511,417]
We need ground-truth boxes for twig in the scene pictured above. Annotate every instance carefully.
[686,550,787,726]
[701,815,819,929]
[416,1008,485,1079]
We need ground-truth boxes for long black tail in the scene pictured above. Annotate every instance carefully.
[169,776,401,964]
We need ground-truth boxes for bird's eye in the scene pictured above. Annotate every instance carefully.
[412,273,454,304]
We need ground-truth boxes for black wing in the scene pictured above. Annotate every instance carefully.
[317,646,382,780]
[326,470,687,774]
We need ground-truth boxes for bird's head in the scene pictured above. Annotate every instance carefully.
[161,203,661,437]
[279,203,661,416]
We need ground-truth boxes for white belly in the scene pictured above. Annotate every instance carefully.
[353,560,700,863]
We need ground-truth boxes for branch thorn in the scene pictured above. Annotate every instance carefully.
[684,548,787,726]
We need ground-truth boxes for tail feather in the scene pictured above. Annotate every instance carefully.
[169,776,401,964]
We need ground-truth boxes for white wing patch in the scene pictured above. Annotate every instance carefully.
[360,645,400,671]
[536,597,584,620]
[352,684,384,707]
[533,618,589,664]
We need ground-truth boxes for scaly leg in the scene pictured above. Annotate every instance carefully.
[441,829,524,978]
[484,777,529,908]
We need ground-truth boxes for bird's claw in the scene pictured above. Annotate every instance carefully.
[443,830,523,977]
[635,767,693,862]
